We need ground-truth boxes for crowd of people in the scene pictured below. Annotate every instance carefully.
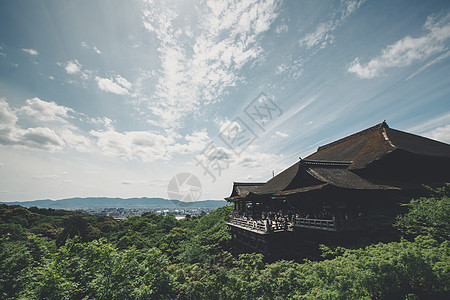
[230,207,364,224]
[229,210,292,231]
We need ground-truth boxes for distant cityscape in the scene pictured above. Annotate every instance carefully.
[76,207,219,219]
[0,197,228,219]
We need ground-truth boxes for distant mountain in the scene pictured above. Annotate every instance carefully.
[0,197,227,209]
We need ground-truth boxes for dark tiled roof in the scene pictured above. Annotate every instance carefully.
[225,182,265,200]
[306,166,396,190]
[255,161,323,195]
[385,127,450,158]
[306,121,394,169]
[226,121,450,201]
[273,184,328,196]
[306,121,450,170]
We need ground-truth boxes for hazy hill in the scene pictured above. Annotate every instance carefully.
[0,197,227,209]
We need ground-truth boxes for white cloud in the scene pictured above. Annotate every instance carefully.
[90,128,212,162]
[115,75,132,90]
[340,0,365,20]
[275,56,304,78]
[300,22,335,49]
[59,60,93,82]
[20,127,65,151]
[275,23,288,34]
[300,0,365,50]
[408,112,450,133]
[90,129,173,162]
[87,117,115,131]
[406,49,450,80]
[20,97,74,122]
[64,60,82,74]
[219,120,242,138]
[276,64,288,74]
[167,130,209,154]
[348,13,450,79]
[81,41,102,54]
[22,48,39,56]
[95,76,131,95]
[139,0,280,128]
[0,98,91,152]
[407,113,450,144]
[0,98,18,128]
[274,130,288,137]
[194,143,283,171]
[238,150,280,168]
[59,129,91,152]
[424,124,450,144]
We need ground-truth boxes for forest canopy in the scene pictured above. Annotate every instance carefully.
[0,186,449,299]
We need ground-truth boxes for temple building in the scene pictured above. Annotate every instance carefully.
[225,121,450,259]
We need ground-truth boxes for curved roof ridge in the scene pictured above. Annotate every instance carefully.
[317,121,388,152]
[301,159,352,166]
[232,182,265,186]
[381,127,396,148]
[383,126,450,157]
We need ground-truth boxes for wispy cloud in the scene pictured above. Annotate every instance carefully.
[348,13,450,79]
[139,0,280,128]
[90,130,173,162]
[407,113,450,135]
[22,48,39,56]
[87,117,115,131]
[406,49,450,80]
[90,128,210,162]
[81,41,102,54]
[275,23,288,34]
[274,130,288,137]
[423,124,450,143]
[60,60,130,94]
[95,75,132,95]
[300,0,365,50]
[275,56,304,79]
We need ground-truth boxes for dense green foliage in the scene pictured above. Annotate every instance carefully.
[1,189,449,299]
[395,184,450,242]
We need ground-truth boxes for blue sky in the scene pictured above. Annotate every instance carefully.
[1,0,450,202]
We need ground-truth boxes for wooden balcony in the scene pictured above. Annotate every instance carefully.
[293,217,365,232]
[227,216,366,234]
[226,218,292,234]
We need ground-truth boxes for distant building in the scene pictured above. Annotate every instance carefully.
[225,121,450,258]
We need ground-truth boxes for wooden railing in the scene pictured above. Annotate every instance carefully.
[227,218,268,233]
[227,217,365,233]
[293,217,365,231]
[226,218,292,234]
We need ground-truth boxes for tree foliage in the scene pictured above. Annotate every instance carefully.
[395,184,450,241]
[0,198,448,299]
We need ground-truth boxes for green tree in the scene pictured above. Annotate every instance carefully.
[0,234,48,299]
[395,192,450,241]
